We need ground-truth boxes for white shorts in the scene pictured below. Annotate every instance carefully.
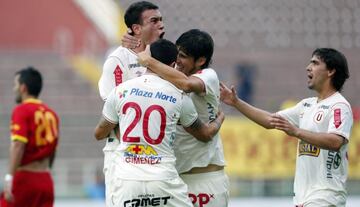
[109,177,193,207]
[102,130,119,207]
[180,170,230,207]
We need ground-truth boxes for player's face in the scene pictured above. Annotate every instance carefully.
[175,50,196,76]
[140,9,164,45]
[13,75,22,103]
[306,55,330,91]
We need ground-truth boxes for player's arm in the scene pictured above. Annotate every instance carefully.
[220,82,274,129]
[138,47,204,93]
[184,111,224,142]
[270,113,346,151]
[4,140,26,201]
[95,88,119,140]
[94,117,117,140]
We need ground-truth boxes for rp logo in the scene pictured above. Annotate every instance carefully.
[189,193,213,207]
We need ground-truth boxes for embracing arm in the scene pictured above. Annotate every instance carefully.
[138,48,204,93]
[183,111,225,142]
[94,117,117,140]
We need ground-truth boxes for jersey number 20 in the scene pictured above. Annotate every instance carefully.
[122,102,166,145]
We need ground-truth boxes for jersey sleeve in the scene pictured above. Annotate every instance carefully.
[191,69,219,96]
[179,95,198,127]
[277,100,304,127]
[10,106,29,143]
[327,103,353,140]
[102,87,119,124]
[98,56,130,100]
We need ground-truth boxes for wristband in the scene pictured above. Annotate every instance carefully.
[4,174,13,182]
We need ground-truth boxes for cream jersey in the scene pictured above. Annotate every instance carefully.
[278,92,353,205]
[98,46,146,152]
[102,74,199,180]
[174,68,226,174]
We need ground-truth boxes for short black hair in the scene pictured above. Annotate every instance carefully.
[124,1,158,28]
[150,39,177,66]
[16,66,43,97]
[175,29,214,69]
[312,48,349,91]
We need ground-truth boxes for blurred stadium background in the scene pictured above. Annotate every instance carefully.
[1,0,360,206]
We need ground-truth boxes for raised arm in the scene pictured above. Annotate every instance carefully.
[183,110,225,142]
[220,82,274,129]
[138,47,204,93]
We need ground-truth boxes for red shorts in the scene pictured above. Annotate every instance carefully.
[0,171,54,207]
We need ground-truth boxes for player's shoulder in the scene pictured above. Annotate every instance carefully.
[107,46,135,59]
[330,92,352,110]
[195,68,217,76]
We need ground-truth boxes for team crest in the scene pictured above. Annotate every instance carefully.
[313,111,324,123]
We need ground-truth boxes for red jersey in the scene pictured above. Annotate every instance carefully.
[10,98,59,166]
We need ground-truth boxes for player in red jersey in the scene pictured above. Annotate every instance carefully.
[1,67,59,207]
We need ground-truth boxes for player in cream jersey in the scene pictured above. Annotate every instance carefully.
[97,2,165,205]
[278,92,352,206]
[175,68,225,173]
[99,46,147,156]
[95,39,224,207]
[138,30,229,207]
[220,48,352,207]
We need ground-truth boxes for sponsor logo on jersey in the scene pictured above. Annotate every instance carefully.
[123,194,172,207]
[207,103,216,121]
[189,193,214,207]
[319,104,330,109]
[124,144,162,165]
[128,63,142,69]
[326,151,341,178]
[118,90,128,99]
[334,108,342,128]
[303,102,311,107]
[129,88,177,103]
[298,140,320,157]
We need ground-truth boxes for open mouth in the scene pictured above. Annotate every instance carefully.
[159,32,165,39]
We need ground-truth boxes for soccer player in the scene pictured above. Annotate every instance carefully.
[94,39,224,207]
[97,1,164,205]
[1,67,59,207]
[137,29,229,207]
[220,48,353,207]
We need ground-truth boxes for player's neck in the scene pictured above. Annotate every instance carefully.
[22,95,38,103]
[317,87,337,102]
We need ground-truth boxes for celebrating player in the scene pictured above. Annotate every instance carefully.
[1,67,59,207]
[94,39,224,207]
[137,29,229,207]
[97,1,164,205]
[220,48,353,207]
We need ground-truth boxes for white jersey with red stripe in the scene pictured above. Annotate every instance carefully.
[174,68,226,174]
[98,46,146,152]
[102,74,199,180]
[278,92,353,206]
[99,46,146,101]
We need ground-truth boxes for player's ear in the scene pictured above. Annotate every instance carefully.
[169,62,176,68]
[19,83,27,94]
[195,57,206,69]
[131,24,142,36]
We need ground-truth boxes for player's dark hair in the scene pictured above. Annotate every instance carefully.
[312,48,349,91]
[16,66,42,97]
[175,29,214,69]
[150,39,177,66]
[124,1,158,28]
